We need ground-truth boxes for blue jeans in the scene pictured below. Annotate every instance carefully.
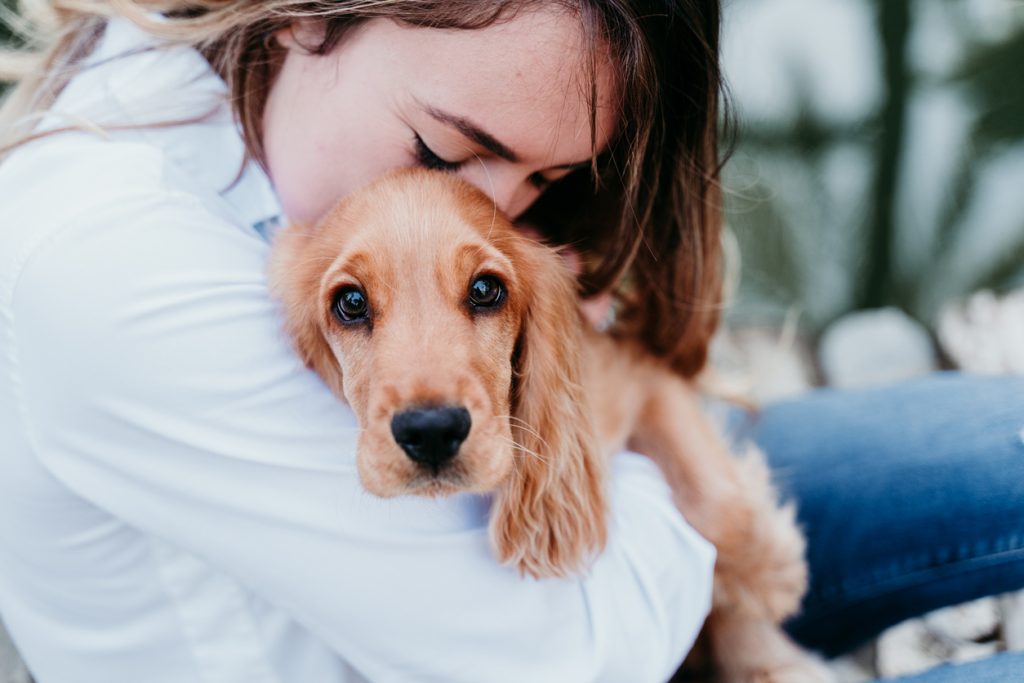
[888,652,1024,682]
[734,373,1024,680]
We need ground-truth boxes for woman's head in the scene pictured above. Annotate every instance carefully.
[260,8,618,225]
[1,0,727,377]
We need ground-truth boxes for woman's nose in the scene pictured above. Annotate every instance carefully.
[459,166,540,220]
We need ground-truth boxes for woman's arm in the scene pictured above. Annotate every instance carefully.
[9,191,713,683]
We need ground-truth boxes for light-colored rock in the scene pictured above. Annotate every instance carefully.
[828,646,876,683]
[1000,591,1024,651]
[818,307,938,388]
[874,597,1005,678]
[710,313,817,402]
[922,597,1000,643]
[875,618,942,678]
[947,640,1000,665]
[937,289,1024,374]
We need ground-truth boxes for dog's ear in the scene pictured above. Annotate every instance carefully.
[489,240,608,578]
[267,224,345,398]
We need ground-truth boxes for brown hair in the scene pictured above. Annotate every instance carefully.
[0,0,727,378]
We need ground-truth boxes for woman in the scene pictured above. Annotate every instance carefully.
[0,2,1020,682]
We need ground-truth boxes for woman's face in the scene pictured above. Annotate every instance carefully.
[262,8,618,225]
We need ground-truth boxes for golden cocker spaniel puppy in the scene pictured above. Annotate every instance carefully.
[269,169,832,682]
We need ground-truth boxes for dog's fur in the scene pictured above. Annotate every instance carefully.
[269,169,833,682]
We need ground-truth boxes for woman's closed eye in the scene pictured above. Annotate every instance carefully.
[414,132,551,189]
[413,133,462,172]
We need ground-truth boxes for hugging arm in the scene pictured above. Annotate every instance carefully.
[9,196,714,683]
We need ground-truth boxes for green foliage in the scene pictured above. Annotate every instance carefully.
[0,0,16,99]
[725,0,1024,334]
[0,0,18,46]
[959,30,1024,151]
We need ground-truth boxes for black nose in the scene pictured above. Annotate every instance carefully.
[390,406,471,469]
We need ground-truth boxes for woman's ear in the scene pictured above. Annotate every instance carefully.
[273,20,327,52]
[267,224,345,398]
[489,241,608,578]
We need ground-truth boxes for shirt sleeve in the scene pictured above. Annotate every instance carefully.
[9,191,715,683]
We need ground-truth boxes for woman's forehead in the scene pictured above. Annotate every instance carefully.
[385,9,618,164]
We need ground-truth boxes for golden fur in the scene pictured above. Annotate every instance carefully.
[269,169,833,682]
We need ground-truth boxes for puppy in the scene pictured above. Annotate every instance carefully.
[269,169,833,682]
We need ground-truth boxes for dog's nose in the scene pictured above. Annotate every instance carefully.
[391,406,471,468]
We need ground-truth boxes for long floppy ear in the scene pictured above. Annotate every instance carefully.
[489,240,608,579]
[267,224,345,398]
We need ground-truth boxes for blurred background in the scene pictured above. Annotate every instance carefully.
[716,2,1024,678]
[718,0,1024,389]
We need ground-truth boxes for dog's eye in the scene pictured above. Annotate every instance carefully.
[468,275,504,309]
[333,287,369,323]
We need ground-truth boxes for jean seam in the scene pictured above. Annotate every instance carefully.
[800,540,1024,620]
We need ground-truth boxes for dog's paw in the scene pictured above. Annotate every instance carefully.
[711,617,836,683]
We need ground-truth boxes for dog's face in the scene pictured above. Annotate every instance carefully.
[315,174,526,497]
[270,169,607,576]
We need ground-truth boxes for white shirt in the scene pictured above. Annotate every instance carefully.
[0,18,714,683]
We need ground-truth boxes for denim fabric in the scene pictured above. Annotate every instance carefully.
[730,372,1024,666]
[889,652,1024,682]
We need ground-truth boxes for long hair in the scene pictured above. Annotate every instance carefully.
[0,0,727,378]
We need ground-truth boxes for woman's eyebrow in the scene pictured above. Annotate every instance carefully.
[418,99,594,172]
[420,101,520,163]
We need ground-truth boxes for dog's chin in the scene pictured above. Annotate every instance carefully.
[405,474,465,499]
[357,451,511,499]
[358,460,473,499]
